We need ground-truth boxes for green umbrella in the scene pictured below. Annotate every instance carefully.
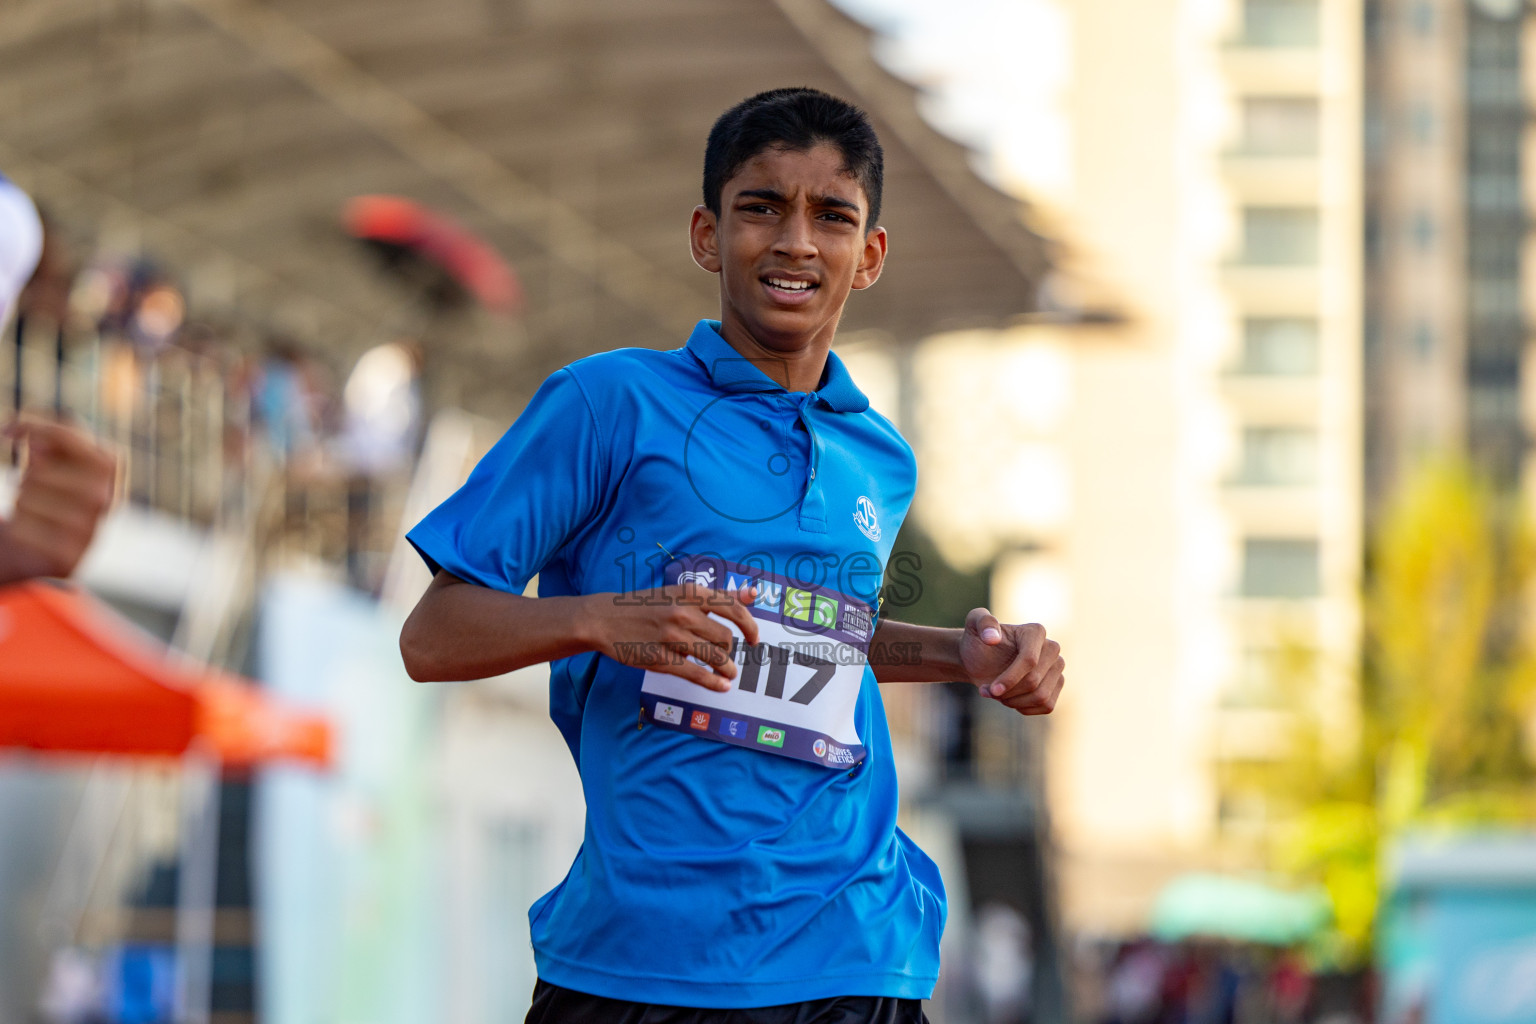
[1150,873,1331,945]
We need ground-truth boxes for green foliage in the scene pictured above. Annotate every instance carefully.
[880,520,993,628]
[1268,460,1536,964]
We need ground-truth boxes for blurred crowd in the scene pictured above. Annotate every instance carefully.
[7,204,424,590]
[1074,940,1368,1024]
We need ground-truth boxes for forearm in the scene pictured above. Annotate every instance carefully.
[400,571,601,681]
[0,521,54,585]
[870,618,965,683]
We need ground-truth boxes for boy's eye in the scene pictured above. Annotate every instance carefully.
[819,211,855,225]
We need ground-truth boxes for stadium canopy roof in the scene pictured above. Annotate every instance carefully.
[0,581,332,767]
[0,0,1055,415]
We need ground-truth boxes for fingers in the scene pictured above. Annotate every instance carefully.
[995,648,1066,716]
[1004,661,1065,715]
[8,415,105,463]
[965,606,1004,645]
[10,416,117,504]
[722,585,761,646]
[980,643,1034,698]
[671,582,761,647]
[653,649,737,693]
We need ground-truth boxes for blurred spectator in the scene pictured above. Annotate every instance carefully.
[1266,949,1313,1024]
[252,335,321,466]
[974,902,1034,1024]
[337,339,421,478]
[1159,942,1240,1024]
[36,946,102,1024]
[1107,940,1167,1024]
[337,339,422,589]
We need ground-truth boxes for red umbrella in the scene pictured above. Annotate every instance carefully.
[0,581,333,768]
[343,195,521,314]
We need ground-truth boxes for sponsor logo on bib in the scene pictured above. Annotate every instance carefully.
[753,580,784,613]
[838,604,872,641]
[725,572,759,593]
[812,738,828,758]
[824,744,857,766]
[757,726,785,748]
[719,717,748,739]
[677,567,716,588]
[785,588,838,628]
[654,702,684,726]
[690,710,711,731]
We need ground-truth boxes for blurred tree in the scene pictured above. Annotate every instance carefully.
[1268,460,1536,963]
[879,520,993,628]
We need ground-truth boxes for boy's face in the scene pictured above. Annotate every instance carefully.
[690,143,886,355]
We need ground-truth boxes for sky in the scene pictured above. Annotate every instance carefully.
[828,0,1072,203]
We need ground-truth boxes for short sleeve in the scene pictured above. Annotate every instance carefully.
[406,368,607,593]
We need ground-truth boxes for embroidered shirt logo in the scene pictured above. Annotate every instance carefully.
[853,496,882,542]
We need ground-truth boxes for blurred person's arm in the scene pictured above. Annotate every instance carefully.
[400,569,760,691]
[870,613,1064,716]
[0,417,117,585]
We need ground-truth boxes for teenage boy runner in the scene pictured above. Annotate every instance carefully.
[402,88,1066,1023]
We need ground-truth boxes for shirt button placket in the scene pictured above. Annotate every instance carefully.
[797,397,827,533]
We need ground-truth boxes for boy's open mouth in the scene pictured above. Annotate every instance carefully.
[761,274,819,301]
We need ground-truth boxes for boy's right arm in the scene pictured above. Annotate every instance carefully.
[400,570,760,691]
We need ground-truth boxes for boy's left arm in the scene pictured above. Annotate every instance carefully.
[869,610,1064,716]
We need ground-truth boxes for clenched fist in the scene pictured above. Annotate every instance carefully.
[1,416,117,584]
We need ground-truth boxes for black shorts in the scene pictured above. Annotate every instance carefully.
[524,979,931,1024]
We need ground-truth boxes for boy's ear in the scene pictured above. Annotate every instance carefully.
[851,225,888,292]
[689,206,722,274]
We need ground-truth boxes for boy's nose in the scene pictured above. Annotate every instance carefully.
[773,212,818,259]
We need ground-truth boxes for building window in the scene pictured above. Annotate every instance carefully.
[1237,318,1318,375]
[1469,172,1519,212]
[1225,648,1279,707]
[1469,279,1520,321]
[1225,645,1317,708]
[1410,210,1436,250]
[1242,538,1321,598]
[1241,207,1319,265]
[1234,427,1317,486]
[1412,321,1435,359]
[1411,1,1435,35]
[1238,97,1320,156]
[1409,102,1436,143]
[1239,0,1320,46]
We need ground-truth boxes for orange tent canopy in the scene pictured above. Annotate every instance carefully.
[0,581,333,768]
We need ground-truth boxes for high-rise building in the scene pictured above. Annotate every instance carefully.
[868,0,1365,934]
[1363,0,1527,508]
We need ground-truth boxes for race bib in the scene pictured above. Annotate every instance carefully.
[639,555,873,769]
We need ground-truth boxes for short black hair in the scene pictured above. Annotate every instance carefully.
[703,88,884,228]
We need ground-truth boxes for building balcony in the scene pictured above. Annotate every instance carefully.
[1212,707,1296,761]
[1221,483,1321,534]
[1219,373,1321,422]
[1220,153,1321,204]
[1219,47,1322,93]
[1219,264,1321,315]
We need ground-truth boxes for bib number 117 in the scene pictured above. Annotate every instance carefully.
[733,642,835,705]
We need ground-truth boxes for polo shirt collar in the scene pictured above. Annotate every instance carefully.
[684,319,869,413]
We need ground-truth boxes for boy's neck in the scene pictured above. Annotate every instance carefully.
[715,318,834,394]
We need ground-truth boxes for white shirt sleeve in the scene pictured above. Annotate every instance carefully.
[0,177,44,333]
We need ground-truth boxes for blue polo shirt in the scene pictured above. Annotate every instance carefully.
[407,319,944,1007]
